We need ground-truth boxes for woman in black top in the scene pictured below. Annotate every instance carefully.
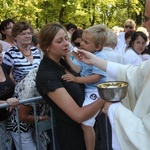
[0,43,18,149]
[36,22,105,150]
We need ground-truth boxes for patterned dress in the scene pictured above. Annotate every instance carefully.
[7,68,50,150]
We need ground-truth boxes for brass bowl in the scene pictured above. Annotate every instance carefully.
[97,81,128,102]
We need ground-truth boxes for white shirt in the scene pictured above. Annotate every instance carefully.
[0,40,11,56]
[101,47,124,64]
[114,32,127,55]
[123,48,143,66]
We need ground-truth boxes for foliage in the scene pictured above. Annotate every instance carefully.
[0,0,145,29]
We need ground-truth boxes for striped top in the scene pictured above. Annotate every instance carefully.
[3,46,41,82]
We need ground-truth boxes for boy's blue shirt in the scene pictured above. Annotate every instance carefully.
[75,51,107,90]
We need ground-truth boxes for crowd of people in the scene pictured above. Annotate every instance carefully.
[0,0,150,149]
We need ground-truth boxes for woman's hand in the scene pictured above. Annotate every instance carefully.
[38,114,50,122]
[6,97,19,112]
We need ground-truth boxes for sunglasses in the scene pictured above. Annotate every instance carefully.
[143,16,150,22]
[74,42,80,47]
[4,26,13,30]
[125,25,133,29]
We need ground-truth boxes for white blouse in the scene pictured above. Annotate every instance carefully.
[123,48,143,66]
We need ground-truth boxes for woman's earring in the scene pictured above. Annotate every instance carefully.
[45,49,49,54]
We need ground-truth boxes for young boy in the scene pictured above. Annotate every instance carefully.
[62,24,108,150]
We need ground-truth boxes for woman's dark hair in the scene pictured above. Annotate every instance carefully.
[0,19,15,40]
[65,23,77,31]
[32,35,38,46]
[71,29,83,43]
[125,30,135,40]
[128,31,147,48]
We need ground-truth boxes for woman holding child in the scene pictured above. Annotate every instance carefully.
[36,22,105,150]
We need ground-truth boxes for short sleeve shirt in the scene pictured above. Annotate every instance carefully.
[3,46,41,82]
[0,64,15,121]
[123,48,143,66]
[76,51,107,90]
[36,56,85,124]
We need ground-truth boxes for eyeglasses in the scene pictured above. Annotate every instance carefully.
[125,25,133,29]
[74,42,80,47]
[143,16,150,22]
[4,26,13,30]
[19,32,32,36]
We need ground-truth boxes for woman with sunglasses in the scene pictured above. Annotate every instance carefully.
[115,19,136,55]
[71,28,83,48]
[68,28,83,64]
[0,19,16,47]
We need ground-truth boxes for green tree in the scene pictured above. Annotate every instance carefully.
[0,0,145,29]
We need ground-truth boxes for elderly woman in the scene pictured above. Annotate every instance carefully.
[3,21,41,83]
[115,19,136,55]
[3,21,42,150]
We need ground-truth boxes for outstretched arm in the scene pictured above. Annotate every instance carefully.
[77,49,108,72]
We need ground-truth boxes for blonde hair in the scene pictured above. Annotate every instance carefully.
[33,28,40,37]
[124,19,136,29]
[83,24,108,50]
[112,26,120,35]
[136,27,149,37]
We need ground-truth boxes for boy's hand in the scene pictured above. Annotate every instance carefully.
[62,73,76,82]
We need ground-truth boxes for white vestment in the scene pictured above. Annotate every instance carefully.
[107,60,150,150]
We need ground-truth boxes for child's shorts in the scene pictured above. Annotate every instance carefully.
[82,89,100,127]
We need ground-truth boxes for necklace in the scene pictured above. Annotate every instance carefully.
[19,47,32,57]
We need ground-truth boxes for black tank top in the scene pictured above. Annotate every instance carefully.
[0,64,15,121]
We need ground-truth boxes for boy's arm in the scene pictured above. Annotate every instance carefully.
[74,74,101,84]
[62,73,101,84]
[64,52,81,74]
